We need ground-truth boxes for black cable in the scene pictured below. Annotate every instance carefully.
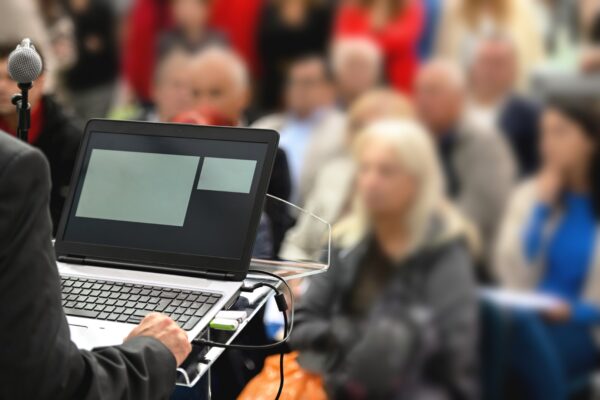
[191,269,294,399]
[192,270,294,350]
[275,311,288,400]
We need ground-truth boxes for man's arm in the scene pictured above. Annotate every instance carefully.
[0,138,180,400]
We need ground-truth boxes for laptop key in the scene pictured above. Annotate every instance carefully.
[64,308,99,319]
[107,313,119,321]
[117,315,128,322]
[98,312,109,320]
[133,310,150,318]
[195,304,211,317]
[183,317,201,330]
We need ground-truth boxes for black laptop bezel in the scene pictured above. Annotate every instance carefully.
[54,119,279,281]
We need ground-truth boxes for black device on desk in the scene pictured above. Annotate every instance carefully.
[54,119,279,350]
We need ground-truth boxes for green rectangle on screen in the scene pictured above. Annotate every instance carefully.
[197,157,257,194]
[76,149,200,226]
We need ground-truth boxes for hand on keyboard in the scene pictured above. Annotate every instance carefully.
[125,312,192,366]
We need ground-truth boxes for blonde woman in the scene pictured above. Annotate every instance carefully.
[290,119,479,399]
[279,88,413,262]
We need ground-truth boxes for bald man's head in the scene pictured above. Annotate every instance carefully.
[470,35,518,101]
[414,60,466,135]
[189,46,250,123]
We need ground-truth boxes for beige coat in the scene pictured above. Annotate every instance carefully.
[450,117,516,258]
[252,109,347,206]
[494,180,600,342]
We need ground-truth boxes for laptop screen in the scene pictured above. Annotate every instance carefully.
[61,129,270,265]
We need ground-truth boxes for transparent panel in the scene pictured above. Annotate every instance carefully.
[248,194,331,280]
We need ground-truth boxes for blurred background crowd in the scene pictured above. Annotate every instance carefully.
[3,0,600,399]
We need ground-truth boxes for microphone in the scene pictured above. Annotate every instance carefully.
[8,38,43,143]
[8,38,43,84]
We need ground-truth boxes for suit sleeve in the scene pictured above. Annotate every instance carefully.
[0,143,176,400]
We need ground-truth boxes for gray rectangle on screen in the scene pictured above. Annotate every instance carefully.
[197,157,257,194]
[75,149,200,226]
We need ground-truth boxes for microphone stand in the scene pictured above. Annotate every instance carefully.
[11,82,32,143]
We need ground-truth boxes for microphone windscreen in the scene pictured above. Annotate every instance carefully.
[8,39,43,84]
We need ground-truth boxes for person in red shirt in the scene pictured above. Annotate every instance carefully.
[123,0,262,103]
[334,0,424,94]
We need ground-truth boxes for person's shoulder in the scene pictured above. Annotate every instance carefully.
[505,95,541,114]
[41,96,82,138]
[508,178,538,208]
[0,133,50,187]
[251,113,285,130]
[0,133,44,171]
[424,238,475,289]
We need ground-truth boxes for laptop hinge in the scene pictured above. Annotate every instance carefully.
[58,255,237,281]
[58,255,86,264]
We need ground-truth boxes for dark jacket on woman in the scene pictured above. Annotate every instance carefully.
[290,227,479,400]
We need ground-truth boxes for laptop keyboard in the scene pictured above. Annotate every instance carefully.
[61,276,222,331]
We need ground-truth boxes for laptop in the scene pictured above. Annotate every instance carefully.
[54,119,279,350]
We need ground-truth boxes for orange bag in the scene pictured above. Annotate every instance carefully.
[238,351,328,400]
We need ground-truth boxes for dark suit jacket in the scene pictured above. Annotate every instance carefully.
[0,133,177,399]
[499,95,541,177]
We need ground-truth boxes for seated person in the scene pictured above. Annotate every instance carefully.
[290,119,479,399]
[158,0,225,59]
[468,34,542,177]
[415,59,516,263]
[494,98,600,400]
[0,133,191,399]
[279,88,414,261]
[187,46,293,254]
[0,41,81,234]
[252,55,346,206]
[330,37,382,109]
[139,49,196,123]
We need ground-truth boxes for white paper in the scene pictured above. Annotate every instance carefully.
[479,288,562,311]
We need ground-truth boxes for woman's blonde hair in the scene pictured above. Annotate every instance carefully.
[347,88,414,137]
[334,118,479,257]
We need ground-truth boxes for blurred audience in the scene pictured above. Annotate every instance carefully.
[2,0,600,397]
[62,0,119,122]
[330,37,383,109]
[157,0,224,59]
[1,0,55,89]
[280,88,413,261]
[257,0,334,111]
[209,0,263,76]
[189,46,293,254]
[188,46,251,125]
[419,0,443,60]
[334,0,424,94]
[414,59,516,262]
[252,55,345,206]
[468,34,542,177]
[290,119,479,400]
[142,49,195,122]
[494,99,600,400]
[0,42,80,234]
[436,0,545,88]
